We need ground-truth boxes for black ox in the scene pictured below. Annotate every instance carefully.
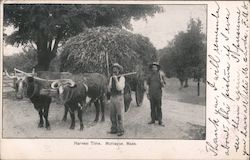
[50,73,108,130]
[4,70,65,130]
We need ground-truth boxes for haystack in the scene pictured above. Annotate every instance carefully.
[59,27,157,76]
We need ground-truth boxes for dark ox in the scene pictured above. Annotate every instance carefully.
[5,70,72,130]
[5,70,59,130]
[51,73,108,130]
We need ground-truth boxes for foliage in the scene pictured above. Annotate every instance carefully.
[3,47,37,72]
[159,42,176,78]
[4,4,162,70]
[59,26,157,77]
[160,18,206,82]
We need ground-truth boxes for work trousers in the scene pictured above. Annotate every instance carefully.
[149,96,162,123]
[110,95,124,133]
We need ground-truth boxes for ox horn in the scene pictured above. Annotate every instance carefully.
[4,69,17,79]
[83,83,88,92]
[51,80,60,89]
[65,79,76,87]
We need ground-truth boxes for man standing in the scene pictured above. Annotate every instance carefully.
[145,62,166,126]
[108,63,126,136]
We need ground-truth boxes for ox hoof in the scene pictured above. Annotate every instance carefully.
[38,123,44,128]
[46,126,51,130]
[62,118,67,122]
[80,125,84,131]
[70,126,75,130]
[101,118,105,122]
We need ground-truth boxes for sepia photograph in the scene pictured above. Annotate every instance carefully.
[2,4,207,139]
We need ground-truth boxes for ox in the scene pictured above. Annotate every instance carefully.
[51,73,108,129]
[4,70,60,130]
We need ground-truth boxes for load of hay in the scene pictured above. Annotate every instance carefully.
[59,26,157,76]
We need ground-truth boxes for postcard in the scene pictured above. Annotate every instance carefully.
[0,1,249,159]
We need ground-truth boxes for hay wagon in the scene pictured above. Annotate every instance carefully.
[57,27,157,108]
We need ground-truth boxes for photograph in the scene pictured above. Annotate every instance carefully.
[2,4,207,139]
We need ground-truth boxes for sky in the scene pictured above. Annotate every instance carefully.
[3,4,206,56]
[131,5,207,49]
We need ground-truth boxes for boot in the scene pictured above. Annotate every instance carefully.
[159,121,165,127]
[148,121,155,124]
[117,115,124,136]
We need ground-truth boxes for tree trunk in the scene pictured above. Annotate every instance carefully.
[184,78,189,88]
[35,31,61,71]
[197,78,200,96]
[36,50,55,71]
[179,79,184,89]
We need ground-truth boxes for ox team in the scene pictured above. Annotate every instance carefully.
[7,62,166,136]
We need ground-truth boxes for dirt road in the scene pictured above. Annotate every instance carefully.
[2,77,205,139]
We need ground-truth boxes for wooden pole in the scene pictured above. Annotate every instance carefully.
[116,72,137,77]
[105,51,110,77]
[14,68,33,76]
[14,68,72,82]
[197,78,200,96]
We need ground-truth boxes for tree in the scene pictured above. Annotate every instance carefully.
[185,18,206,95]
[159,41,177,78]
[4,4,162,71]
[160,18,206,94]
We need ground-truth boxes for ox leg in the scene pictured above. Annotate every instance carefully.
[77,107,84,131]
[62,104,69,122]
[69,107,75,130]
[94,101,100,122]
[38,109,44,128]
[100,97,106,122]
[44,105,51,130]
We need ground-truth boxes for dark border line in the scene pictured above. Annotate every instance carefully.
[1,3,208,140]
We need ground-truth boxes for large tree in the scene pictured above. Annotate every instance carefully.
[160,18,206,94]
[4,4,162,70]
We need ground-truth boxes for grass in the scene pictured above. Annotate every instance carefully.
[164,78,206,106]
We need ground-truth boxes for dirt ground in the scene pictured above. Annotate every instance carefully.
[2,77,206,139]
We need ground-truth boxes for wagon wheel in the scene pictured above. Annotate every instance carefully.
[135,81,144,106]
[124,83,132,112]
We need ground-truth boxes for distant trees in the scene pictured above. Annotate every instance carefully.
[159,18,206,95]
[4,4,162,71]
[3,47,37,72]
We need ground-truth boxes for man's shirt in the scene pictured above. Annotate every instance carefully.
[147,71,163,98]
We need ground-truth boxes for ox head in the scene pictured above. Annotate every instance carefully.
[5,69,40,99]
[5,70,26,99]
[51,79,76,92]
[50,79,77,101]
[50,79,89,105]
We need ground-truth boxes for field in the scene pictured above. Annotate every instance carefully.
[2,77,206,139]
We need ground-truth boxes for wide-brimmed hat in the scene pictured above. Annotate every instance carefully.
[112,63,123,72]
[149,62,161,70]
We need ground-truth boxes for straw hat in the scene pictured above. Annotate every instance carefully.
[112,63,123,72]
[149,62,161,70]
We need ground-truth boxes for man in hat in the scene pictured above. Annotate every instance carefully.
[145,62,166,126]
[108,63,126,136]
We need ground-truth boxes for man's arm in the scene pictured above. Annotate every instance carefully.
[145,76,150,99]
[144,81,149,94]
[107,77,112,92]
[159,70,166,86]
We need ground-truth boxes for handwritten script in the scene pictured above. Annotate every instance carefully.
[206,1,249,158]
